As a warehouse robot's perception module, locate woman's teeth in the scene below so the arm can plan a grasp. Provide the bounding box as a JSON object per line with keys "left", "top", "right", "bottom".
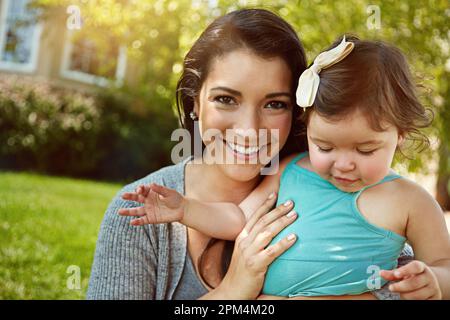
{"left": 226, "top": 141, "right": 260, "bottom": 155}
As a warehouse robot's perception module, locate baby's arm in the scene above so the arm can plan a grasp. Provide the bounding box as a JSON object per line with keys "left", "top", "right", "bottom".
{"left": 198, "top": 154, "right": 297, "bottom": 235}
{"left": 118, "top": 183, "right": 245, "bottom": 240}
{"left": 177, "top": 169, "right": 282, "bottom": 240}
{"left": 118, "top": 154, "right": 297, "bottom": 240}
{"left": 182, "top": 155, "right": 294, "bottom": 238}
{"left": 380, "top": 181, "right": 450, "bottom": 299}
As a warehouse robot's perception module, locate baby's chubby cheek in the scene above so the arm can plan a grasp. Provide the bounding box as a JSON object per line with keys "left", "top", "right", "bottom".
{"left": 309, "top": 150, "right": 333, "bottom": 176}
{"left": 359, "top": 160, "right": 391, "bottom": 185}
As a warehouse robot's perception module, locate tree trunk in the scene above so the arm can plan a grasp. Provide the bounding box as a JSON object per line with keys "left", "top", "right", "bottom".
{"left": 436, "top": 173, "right": 450, "bottom": 211}
{"left": 436, "top": 143, "right": 450, "bottom": 211}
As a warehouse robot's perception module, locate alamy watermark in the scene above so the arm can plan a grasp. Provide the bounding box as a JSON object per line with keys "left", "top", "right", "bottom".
{"left": 366, "top": 5, "right": 381, "bottom": 30}
{"left": 366, "top": 265, "right": 382, "bottom": 290}
{"left": 66, "top": 5, "right": 82, "bottom": 30}
{"left": 66, "top": 265, "right": 81, "bottom": 290}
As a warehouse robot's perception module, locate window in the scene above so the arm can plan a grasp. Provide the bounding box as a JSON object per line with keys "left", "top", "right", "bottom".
{"left": 0, "top": 0, "right": 42, "bottom": 73}
{"left": 60, "top": 31, "right": 127, "bottom": 86}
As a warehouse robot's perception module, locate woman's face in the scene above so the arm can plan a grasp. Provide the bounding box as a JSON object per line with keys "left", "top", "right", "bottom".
{"left": 194, "top": 49, "right": 294, "bottom": 182}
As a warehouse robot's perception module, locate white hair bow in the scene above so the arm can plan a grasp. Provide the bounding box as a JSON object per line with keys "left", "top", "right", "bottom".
{"left": 296, "top": 36, "right": 355, "bottom": 108}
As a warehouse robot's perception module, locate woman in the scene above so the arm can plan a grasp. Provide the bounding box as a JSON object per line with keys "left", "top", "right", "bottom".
{"left": 87, "top": 8, "right": 412, "bottom": 300}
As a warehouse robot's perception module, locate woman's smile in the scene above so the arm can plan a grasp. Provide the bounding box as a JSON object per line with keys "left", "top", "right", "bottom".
{"left": 222, "top": 138, "right": 270, "bottom": 162}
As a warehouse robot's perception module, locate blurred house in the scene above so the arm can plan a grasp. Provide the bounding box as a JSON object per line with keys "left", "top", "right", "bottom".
{"left": 0, "top": 0, "right": 128, "bottom": 92}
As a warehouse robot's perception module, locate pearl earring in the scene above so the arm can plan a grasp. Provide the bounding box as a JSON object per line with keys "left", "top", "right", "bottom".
{"left": 189, "top": 111, "right": 198, "bottom": 120}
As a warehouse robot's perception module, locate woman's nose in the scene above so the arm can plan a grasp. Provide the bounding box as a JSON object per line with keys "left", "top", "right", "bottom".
{"left": 233, "top": 107, "right": 262, "bottom": 143}
{"left": 237, "top": 106, "right": 261, "bottom": 130}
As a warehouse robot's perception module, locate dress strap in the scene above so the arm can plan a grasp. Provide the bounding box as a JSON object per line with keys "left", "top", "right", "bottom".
{"left": 355, "top": 171, "right": 402, "bottom": 196}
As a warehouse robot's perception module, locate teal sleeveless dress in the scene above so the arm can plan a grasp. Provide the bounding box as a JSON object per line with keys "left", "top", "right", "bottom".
{"left": 262, "top": 152, "right": 406, "bottom": 297}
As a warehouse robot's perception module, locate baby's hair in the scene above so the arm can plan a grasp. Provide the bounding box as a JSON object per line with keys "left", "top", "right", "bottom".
{"left": 300, "top": 35, "right": 433, "bottom": 154}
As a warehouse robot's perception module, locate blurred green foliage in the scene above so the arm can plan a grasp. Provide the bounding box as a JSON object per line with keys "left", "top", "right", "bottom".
{"left": 0, "top": 75, "right": 177, "bottom": 182}
{"left": 0, "top": 75, "right": 101, "bottom": 175}
{"left": 7, "top": 0, "right": 448, "bottom": 181}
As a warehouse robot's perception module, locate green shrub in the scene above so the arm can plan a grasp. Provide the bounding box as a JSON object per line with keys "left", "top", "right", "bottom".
{"left": 0, "top": 75, "right": 178, "bottom": 182}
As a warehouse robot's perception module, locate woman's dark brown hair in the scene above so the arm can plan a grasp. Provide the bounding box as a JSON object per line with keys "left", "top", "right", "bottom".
{"left": 301, "top": 35, "right": 432, "bottom": 152}
{"left": 175, "top": 9, "right": 308, "bottom": 288}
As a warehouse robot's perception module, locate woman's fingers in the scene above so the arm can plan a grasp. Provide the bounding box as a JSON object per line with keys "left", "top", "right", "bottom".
{"left": 243, "top": 200, "right": 294, "bottom": 247}
{"left": 243, "top": 192, "right": 278, "bottom": 233}
{"left": 251, "top": 209, "right": 297, "bottom": 252}
{"left": 255, "top": 233, "right": 297, "bottom": 268}
{"left": 118, "top": 207, "right": 146, "bottom": 217}
{"left": 237, "top": 199, "right": 297, "bottom": 272}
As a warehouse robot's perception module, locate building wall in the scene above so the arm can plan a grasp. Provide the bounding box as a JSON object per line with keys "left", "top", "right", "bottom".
{"left": 0, "top": 0, "right": 131, "bottom": 93}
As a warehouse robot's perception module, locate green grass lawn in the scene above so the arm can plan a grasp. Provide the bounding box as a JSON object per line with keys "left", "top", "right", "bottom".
{"left": 0, "top": 171, "right": 121, "bottom": 299}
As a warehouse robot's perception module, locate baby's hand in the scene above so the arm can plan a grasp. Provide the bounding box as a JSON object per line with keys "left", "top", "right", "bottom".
{"left": 380, "top": 260, "right": 442, "bottom": 300}
{"left": 118, "top": 183, "right": 185, "bottom": 226}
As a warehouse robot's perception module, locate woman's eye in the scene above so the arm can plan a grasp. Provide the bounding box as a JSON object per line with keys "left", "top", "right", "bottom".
{"left": 214, "top": 95, "right": 236, "bottom": 105}
{"left": 317, "top": 146, "right": 332, "bottom": 153}
{"left": 357, "top": 149, "right": 376, "bottom": 156}
{"left": 266, "top": 101, "right": 288, "bottom": 109}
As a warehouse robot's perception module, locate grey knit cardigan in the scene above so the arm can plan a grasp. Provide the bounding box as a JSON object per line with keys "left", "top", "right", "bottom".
{"left": 87, "top": 157, "right": 190, "bottom": 299}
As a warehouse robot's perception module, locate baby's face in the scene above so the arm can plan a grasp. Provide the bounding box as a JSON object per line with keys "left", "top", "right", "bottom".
{"left": 307, "top": 109, "right": 402, "bottom": 193}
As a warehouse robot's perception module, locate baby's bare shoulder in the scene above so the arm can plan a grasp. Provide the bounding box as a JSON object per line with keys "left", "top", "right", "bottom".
{"left": 361, "top": 176, "right": 437, "bottom": 219}
{"left": 357, "top": 177, "right": 424, "bottom": 237}
{"left": 379, "top": 176, "right": 433, "bottom": 206}
{"left": 362, "top": 176, "right": 421, "bottom": 206}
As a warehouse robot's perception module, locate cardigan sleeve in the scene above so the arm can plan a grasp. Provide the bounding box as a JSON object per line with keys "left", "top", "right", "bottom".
{"left": 86, "top": 178, "right": 160, "bottom": 300}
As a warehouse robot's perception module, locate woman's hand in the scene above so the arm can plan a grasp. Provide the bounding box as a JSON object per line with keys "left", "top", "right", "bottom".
{"left": 118, "top": 183, "right": 185, "bottom": 226}
{"left": 205, "top": 193, "right": 298, "bottom": 300}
